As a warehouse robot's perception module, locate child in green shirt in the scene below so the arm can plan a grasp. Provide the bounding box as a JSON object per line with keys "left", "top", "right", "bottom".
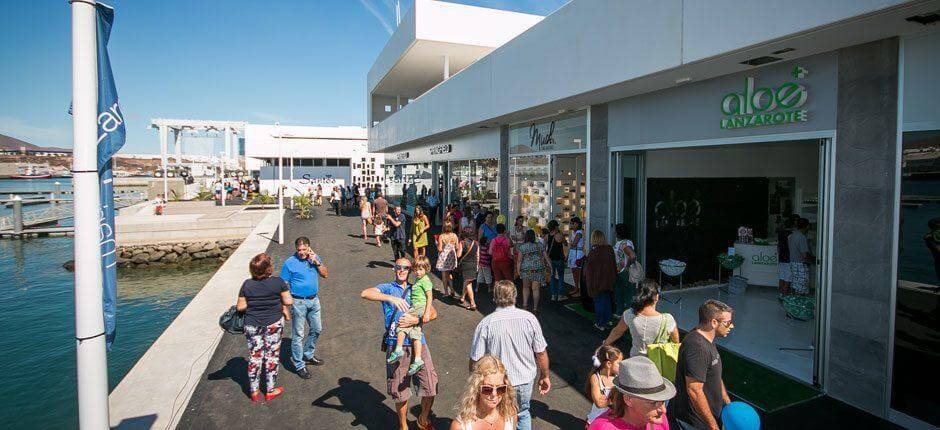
{"left": 387, "top": 256, "right": 434, "bottom": 375}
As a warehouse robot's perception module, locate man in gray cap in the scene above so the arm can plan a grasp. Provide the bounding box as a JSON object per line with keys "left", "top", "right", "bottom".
{"left": 588, "top": 356, "right": 675, "bottom": 429}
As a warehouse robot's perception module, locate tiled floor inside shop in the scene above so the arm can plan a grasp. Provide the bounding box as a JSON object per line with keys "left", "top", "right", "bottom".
{"left": 659, "top": 284, "right": 815, "bottom": 384}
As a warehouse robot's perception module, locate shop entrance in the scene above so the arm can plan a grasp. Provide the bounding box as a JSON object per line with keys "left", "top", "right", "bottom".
{"left": 615, "top": 139, "right": 831, "bottom": 386}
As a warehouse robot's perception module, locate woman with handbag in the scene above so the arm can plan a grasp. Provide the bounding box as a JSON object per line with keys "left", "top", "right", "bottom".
{"left": 601, "top": 279, "right": 680, "bottom": 358}
{"left": 456, "top": 229, "right": 479, "bottom": 310}
{"left": 567, "top": 217, "right": 585, "bottom": 298}
{"left": 545, "top": 220, "right": 567, "bottom": 302}
{"left": 585, "top": 230, "right": 617, "bottom": 331}
{"left": 236, "top": 253, "right": 293, "bottom": 402}
{"left": 612, "top": 223, "right": 638, "bottom": 319}
{"left": 436, "top": 221, "right": 460, "bottom": 298}
{"left": 515, "top": 229, "right": 552, "bottom": 315}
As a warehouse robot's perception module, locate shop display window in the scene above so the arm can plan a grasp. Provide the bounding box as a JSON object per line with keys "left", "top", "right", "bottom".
{"left": 384, "top": 163, "right": 432, "bottom": 197}
{"left": 449, "top": 159, "right": 499, "bottom": 208}
{"left": 509, "top": 155, "right": 551, "bottom": 226}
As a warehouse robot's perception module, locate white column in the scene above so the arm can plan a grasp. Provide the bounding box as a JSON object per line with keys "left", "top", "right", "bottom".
{"left": 396, "top": 95, "right": 401, "bottom": 112}
{"left": 224, "top": 127, "right": 233, "bottom": 162}
{"left": 443, "top": 55, "right": 450, "bottom": 80}
{"left": 71, "top": 1, "right": 110, "bottom": 428}
{"left": 159, "top": 125, "right": 169, "bottom": 200}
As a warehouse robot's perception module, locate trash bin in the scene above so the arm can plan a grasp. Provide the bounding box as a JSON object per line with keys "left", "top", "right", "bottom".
{"left": 729, "top": 275, "right": 748, "bottom": 295}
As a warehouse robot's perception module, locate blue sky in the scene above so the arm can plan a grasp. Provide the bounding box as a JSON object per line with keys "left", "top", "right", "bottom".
{"left": 0, "top": 0, "right": 567, "bottom": 154}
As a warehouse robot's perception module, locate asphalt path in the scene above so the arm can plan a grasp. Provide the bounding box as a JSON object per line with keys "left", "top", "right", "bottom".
{"left": 178, "top": 205, "right": 604, "bottom": 429}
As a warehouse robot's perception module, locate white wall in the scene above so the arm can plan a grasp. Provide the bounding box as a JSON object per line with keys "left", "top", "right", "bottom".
{"left": 369, "top": 0, "right": 917, "bottom": 153}
{"left": 645, "top": 141, "right": 820, "bottom": 196}
{"left": 259, "top": 166, "right": 349, "bottom": 196}
{"left": 245, "top": 124, "right": 369, "bottom": 158}
{"left": 384, "top": 128, "right": 499, "bottom": 165}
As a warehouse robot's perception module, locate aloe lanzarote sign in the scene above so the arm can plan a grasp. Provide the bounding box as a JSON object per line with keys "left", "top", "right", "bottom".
{"left": 720, "top": 67, "right": 809, "bottom": 130}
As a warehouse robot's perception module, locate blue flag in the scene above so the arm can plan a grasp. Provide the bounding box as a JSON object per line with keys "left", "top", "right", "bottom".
{"left": 95, "top": 2, "right": 125, "bottom": 348}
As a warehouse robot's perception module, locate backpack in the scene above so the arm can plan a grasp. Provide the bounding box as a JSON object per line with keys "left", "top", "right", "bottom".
{"left": 491, "top": 236, "right": 511, "bottom": 262}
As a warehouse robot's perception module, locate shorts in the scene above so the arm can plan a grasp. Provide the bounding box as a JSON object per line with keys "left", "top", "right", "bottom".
{"left": 386, "top": 343, "right": 438, "bottom": 403}
{"left": 477, "top": 266, "right": 493, "bottom": 284}
{"left": 567, "top": 249, "right": 584, "bottom": 269}
{"left": 397, "top": 304, "right": 425, "bottom": 340}
{"left": 374, "top": 222, "right": 386, "bottom": 235}
{"left": 778, "top": 263, "right": 791, "bottom": 282}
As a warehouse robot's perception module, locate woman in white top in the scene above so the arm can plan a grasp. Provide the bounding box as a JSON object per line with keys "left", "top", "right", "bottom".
{"left": 586, "top": 345, "right": 623, "bottom": 425}
{"left": 359, "top": 197, "right": 372, "bottom": 241}
{"left": 567, "top": 217, "right": 585, "bottom": 298}
{"left": 601, "top": 279, "right": 679, "bottom": 357}
{"left": 451, "top": 355, "right": 517, "bottom": 430}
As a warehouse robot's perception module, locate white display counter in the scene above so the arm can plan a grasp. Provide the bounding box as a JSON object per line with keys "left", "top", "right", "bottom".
{"left": 734, "top": 242, "right": 779, "bottom": 287}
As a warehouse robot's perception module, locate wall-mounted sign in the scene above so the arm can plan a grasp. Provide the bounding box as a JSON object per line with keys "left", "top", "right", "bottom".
{"left": 395, "top": 152, "right": 410, "bottom": 160}
{"left": 720, "top": 67, "right": 809, "bottom": 130}
{"left": 509, "top": 110, "right": 587, "bottom": 154}
{"left": 429, "top": 144, "right": 452, "bottom": 155}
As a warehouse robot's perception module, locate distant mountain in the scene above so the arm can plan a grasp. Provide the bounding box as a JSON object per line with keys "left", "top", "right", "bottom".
{"left": 0, "top": 134, "right": 71, "bottom": 153}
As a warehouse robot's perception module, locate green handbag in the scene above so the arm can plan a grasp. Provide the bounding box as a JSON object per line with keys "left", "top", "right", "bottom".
{"left": 646, "top": 315, "right": 680, "bottom": 381}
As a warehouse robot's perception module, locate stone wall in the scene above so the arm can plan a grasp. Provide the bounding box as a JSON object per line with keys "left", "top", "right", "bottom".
{"left": 116, "top": 239, "right": 243, "bottom": 269}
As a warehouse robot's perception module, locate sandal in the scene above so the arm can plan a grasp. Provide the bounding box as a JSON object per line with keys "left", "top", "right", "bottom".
{"left": 264, "top": 386, "right": 285, "bottom": 401}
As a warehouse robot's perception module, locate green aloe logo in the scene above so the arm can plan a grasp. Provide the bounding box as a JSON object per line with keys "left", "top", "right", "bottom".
{"left": 720, "top": 70, "right": 809, "bottom": 130}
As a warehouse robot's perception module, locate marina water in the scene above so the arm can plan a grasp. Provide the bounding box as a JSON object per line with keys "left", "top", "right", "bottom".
{"left": 0, "top": 178, "right": 221, "bottom": 428}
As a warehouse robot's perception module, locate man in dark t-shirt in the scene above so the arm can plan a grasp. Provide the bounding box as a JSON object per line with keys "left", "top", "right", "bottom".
{"left": 670, "top": 299, "right": 734, "bottom": 430}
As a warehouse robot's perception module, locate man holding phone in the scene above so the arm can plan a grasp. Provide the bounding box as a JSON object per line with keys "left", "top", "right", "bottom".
{"left": 280, "top": 236, "right": 329, "bottom": 380}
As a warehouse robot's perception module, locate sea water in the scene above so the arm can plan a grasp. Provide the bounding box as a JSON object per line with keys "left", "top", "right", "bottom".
{"left": 0, "top": 179, "right": 219, "bottom": 428}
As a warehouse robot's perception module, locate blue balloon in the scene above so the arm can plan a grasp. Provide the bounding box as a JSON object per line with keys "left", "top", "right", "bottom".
{"left": 722, "top": 401, "right": 760, "bottom": 430}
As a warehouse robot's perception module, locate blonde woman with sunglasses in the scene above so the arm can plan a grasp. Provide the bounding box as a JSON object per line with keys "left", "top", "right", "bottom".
{"left": 451, "top": 355, "right": 518, "bottom": 430}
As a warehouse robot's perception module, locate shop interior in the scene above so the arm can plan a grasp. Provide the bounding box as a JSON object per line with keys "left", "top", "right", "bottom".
{"left": 509, "top": 154, "right": 586, "bottom": 233}
{"left": 449, "top": 159, "right": 499, "bottom": 209}
{"left": 631, "top": 139, "right": 824, "bottom": 384}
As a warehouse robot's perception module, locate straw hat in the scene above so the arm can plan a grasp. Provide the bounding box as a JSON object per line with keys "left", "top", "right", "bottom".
{"left": 612, "top": 356, "right": 677, "bottom": 402}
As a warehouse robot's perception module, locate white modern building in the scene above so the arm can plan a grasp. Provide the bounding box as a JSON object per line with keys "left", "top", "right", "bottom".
{"left": 368, "top": 0, "right": 940, "bottom": 428}
{"left": 243, "top": 124, "right": 384, "bottom": 196}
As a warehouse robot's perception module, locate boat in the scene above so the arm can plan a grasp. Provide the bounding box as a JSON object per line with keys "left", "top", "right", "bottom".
{"left": 11, "top": 163, "right": 53, "bottom": 179}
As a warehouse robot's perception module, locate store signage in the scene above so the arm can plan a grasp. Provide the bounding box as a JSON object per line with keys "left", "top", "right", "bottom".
{"left": 298, "top": 174, "right": 337, "bottom": 184}
{"left": 429, "top": 144, "right": 452, "bottom": 155}
{"left": 720, "top": 68, "right": 809, "bottom": 130}
{"left": 751, "top": 251, "right": 778, "bottom": 266}
{"left": 529, "top": 121, "right": 556, "bottom": 151}
{"left": 395, "top": 152, "right": 410, "bottom": 160}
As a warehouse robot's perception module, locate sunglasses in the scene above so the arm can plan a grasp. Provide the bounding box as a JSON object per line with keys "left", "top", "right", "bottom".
{"left": 393, "top": 264, "right": 411, "bottom": 272}
{"left": 480, "top": 384, "right": 507, "bottom": 396}
{"left": 717, "top": 319, "right": 734, "bottom": 328}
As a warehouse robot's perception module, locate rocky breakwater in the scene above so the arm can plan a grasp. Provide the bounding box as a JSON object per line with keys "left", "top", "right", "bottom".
{"left": 117, "top": 239, "right": 243, "bottom": 269}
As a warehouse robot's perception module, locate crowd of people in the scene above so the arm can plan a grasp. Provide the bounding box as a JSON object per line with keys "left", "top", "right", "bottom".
{"left": 232, "top": 193, "right": 759, "bottom": 430}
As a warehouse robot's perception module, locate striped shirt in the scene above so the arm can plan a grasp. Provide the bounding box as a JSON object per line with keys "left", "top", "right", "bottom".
{"left": 470, "top": 306, "right": 548, "bottom": 386}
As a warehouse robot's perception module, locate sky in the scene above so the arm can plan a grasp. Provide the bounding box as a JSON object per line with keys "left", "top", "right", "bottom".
{"left": 0, "top": 0, "right": 567, "bottom": 154}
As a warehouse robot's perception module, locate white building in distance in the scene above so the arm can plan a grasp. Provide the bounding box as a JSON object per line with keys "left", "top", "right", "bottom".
{"left": 244, "top": 124, "right": 384, "bottom": 197}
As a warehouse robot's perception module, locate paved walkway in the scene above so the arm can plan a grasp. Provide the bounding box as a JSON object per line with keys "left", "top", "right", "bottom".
{"left": 178, "top": 205, "right": 602, "bottom": 429}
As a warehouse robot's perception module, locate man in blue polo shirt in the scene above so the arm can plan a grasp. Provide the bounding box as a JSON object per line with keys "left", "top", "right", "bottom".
{"left": 280, "top": 236, "right": 329, "bottom": 380}
{"left": 360, "top": 258, "right": 438, "bottom": 430}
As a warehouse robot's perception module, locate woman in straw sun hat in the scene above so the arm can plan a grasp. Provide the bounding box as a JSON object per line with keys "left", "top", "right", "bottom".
{"left": 587, "top": 356, "right": 676, "bottom": 430}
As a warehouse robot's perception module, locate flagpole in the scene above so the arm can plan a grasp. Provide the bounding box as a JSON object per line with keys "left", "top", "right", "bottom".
{"left": 71, "top": 1, "right": 110, "bottom": 428}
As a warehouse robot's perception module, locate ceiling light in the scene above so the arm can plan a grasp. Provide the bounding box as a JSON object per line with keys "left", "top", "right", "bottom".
{"left": 675, "top": 77, "right": 692, "bottom": 85}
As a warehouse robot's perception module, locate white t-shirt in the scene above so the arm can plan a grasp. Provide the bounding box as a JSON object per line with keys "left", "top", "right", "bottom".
{"left": 788, "top": 230, "right": 810, "bottom": 264}
{"left": 624, "top": 310, "right": 676, "bottom": 357}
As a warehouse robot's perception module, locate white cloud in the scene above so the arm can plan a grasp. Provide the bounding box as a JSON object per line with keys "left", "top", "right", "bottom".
{"left": 0, "top": 116, "right": 70, "bottom": 147}
{"left": 357, "top": 0, "right": 395, "bottom": 35}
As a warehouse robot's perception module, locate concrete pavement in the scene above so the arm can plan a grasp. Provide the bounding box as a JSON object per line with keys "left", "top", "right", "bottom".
{"left": 177, "top": 205, "right": 606, "bottom": 429}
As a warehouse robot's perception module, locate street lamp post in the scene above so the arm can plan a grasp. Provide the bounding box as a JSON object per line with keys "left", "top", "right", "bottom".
{"left": 220, "top": 152, "right": 226, "bottom": 207}
{"left": 275, "top": 122, "right": 284, "bottom": 245}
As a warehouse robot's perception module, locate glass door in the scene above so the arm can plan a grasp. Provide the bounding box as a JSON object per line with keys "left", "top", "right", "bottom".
{"left": 613, "top": 152, "right": 645, "bottom": 262}
{"left": 813, "top": 138, "right": 834, "bottom": 387}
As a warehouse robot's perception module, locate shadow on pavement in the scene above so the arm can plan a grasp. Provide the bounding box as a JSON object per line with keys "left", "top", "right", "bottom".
{"left": 311, "top": 377, "right": 398, "bottom": 429}
{"left": 206, "top": 356, "right": 250, "bottom": 397}
{"left": 531, "top": 399, "right": 585, "bottom": 429}
{"left": 367, "top": 260, "right": 394, "bottom": 269}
